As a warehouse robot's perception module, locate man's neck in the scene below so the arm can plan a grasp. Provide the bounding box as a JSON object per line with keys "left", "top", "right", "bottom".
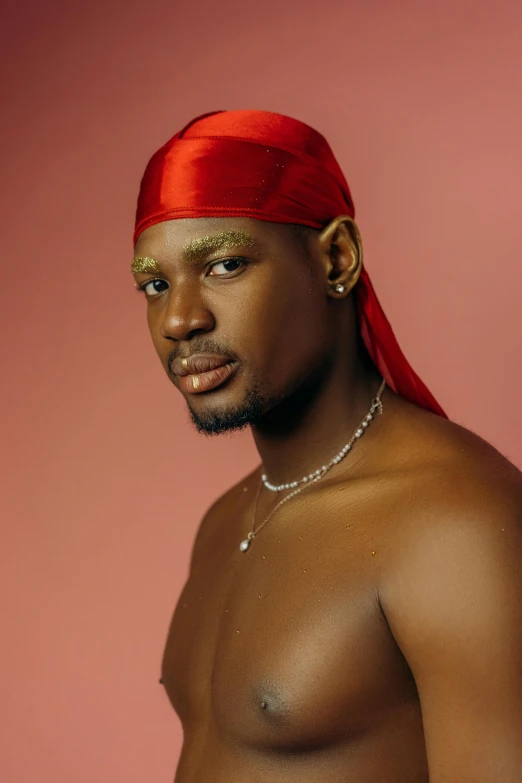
{"left": 251, "top": 358, "right": 384, "bottom": 488}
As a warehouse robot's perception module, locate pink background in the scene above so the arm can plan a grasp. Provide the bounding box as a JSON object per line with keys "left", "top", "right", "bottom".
{"left": 2, "top": 1, "right": 522, "bottom": 780}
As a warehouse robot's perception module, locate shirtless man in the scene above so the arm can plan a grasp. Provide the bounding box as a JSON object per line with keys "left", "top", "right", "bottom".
{"left": 131, "top": 110, "right": 522, "bottom": 782}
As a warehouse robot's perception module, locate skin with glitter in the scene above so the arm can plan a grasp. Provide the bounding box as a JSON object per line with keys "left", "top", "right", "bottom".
{"left": 131, "top": 256, "right": 160, "bottom": 274}
{"left": 132, "top": 215, "right": 522, "bottom": 782}
{"left": 182, "top": 230, "right": 256, "bottom": 261}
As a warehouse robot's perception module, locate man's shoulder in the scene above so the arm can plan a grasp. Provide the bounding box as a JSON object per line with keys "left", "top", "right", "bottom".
{"left": 207, "top": 467, "right": 261, "bottom": 517}
{"left": 383, "top": 396, "right": 522, "bottom": 514}
{"left": 189, "top": 466, "right": 260, "bottom": 560}
{"left": 377, "top": 401, "right": 522, "bottom": 584}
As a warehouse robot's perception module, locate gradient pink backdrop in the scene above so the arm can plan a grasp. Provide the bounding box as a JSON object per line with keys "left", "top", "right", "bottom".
{"left": 2, "top": 1, "right": 522, "bottom": 780}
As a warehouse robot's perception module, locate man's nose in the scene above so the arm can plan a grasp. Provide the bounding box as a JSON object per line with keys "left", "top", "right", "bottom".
{"left": 160, "top": 284, "right": 215, "bottom": 342}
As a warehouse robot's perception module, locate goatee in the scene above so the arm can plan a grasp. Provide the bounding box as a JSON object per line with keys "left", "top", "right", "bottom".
{"left": 187, "top": 388, "right": 269, "bottom": 435}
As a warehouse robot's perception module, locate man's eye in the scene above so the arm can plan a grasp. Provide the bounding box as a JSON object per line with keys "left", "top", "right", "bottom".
{"left": 141, "top": 279, "right": 168, "bottom": 296}
{"left": 208, "top": 258, "right": 245, "bottom": 276}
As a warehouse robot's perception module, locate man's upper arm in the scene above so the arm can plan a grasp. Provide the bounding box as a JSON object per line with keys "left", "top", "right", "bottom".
{"left": 380, "top": 484, "right": 522, "bottom": 782}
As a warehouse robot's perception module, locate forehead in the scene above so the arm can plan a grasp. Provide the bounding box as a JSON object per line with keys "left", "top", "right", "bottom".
{"left": 133, "top": 216, "right": 296, "bottom": 259}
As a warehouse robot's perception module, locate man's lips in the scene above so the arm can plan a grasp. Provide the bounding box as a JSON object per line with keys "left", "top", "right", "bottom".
{"left": 171, "top": 353, "right": 238, "bottom": 394}
{"left": 171, "top": 353, "right": 234, "bottom": 376}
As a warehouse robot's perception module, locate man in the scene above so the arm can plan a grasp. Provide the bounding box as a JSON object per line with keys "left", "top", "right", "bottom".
{"left": 131, "top": 110, "right": 522, "bottom": 782}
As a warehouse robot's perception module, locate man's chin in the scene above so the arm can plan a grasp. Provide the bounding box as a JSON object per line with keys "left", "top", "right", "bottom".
{"left": 186, "top": 389, "right": 268, "bottom": 436}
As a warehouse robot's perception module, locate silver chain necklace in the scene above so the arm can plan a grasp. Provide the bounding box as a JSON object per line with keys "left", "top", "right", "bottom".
{"left": 239, "top": 378, "right": 386, "bottom": 552}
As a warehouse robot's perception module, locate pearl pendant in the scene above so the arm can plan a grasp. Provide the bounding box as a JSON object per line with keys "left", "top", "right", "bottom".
{"left": 239, "top": 532, "right": 254, "bottom": 552}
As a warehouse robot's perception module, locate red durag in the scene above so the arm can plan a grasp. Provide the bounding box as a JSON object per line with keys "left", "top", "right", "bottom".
{"left": 134, "top": 110, "right": 447, "bottom": 418}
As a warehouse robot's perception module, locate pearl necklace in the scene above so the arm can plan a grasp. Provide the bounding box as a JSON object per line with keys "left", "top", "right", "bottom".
{"left": 261, "top": 377, "right": 386, "bottom": 492}
{"left": 239, "top": 378, "right": 385, "bottom": 552}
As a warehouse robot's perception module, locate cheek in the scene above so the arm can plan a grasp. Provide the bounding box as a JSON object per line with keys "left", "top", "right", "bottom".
{"left": 229, "top": 275, "right": 330, "bottom": 383}
{"left": 274, "top": 296, "right": 330, "bottom": 377}
{"left": 146, "top": 309, "right": 165, "bottom": 360}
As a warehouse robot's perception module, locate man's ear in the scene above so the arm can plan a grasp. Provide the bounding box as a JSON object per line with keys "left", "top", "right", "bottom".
{"left": 318, "top": 215, "right": 363, "bottom": 298}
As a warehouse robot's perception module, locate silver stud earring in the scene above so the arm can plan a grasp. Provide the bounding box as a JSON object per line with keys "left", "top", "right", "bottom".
{"left": 335, "top": 284, "right": 345, "bottom": 294}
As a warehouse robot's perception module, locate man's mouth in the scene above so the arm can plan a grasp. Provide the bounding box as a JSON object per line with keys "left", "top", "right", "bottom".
{"left": 171, "top": 353, "right": 238, "bottom": 394}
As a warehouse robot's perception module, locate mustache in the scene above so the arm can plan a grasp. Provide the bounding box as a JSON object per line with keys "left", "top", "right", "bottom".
{"left": 167, "top": 338, "right": 240, "bottom": 373}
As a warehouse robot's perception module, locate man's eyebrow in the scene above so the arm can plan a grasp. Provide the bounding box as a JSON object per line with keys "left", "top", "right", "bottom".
{"left": 183, "top": 230, "right": 257, "bottom": 262}
{"left": 131, "top": 256, "right": 161, "bottom": 274}
{"left": 131, "top": 231, "right": 258, "bottom": 273}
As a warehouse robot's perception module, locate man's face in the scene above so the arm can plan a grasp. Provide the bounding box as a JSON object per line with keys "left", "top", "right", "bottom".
{"left": 132, "top": 217, "right": 335, "bottom": 434}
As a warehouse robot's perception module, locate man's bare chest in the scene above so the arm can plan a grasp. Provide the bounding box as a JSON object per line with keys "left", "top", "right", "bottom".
{"left": 161, "top": 489, "right": 417, "bottom": 751}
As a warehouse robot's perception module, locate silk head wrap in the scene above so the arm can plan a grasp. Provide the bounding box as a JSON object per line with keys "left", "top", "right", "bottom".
{"left": 134, "top": 109, "right": 446, "bottom": 418}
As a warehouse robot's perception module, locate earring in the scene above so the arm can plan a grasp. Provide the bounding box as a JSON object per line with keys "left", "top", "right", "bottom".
{"left": 335, "top": 284, "right": 345, "bottom": 294}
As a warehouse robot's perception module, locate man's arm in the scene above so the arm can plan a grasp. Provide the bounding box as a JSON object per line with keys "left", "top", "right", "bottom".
{"left": 380, "top": 479, "right": 522, "bottom": 782}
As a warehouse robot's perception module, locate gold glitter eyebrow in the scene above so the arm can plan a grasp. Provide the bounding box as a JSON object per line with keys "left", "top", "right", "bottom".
{"left": 183, "top": 230, "right": 257, "bottom": 262}
{"left": 131, "top": 231, "right": 257, "bottom": 274}
{"left": 131, "top": 256, "right": 161, "bottom": 274}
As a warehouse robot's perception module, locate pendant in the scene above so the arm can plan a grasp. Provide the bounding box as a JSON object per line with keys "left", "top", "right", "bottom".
{"left": 239, "top": 532, "right": 255, "bottom": 552}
